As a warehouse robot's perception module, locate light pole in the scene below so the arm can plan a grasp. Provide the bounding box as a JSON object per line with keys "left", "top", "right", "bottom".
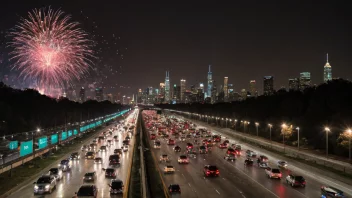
{"left": 226, "top": 118, "right": 228, "bottom": 128}
{"left": 234, "top": 119, "right": 237, "bottom": 131}
{"left": 255, "top": 122, "right": 259, "bottom": 136}
{"left": 247, "top": 122, "right": 250, "bottom": 133}
{"left": 323, "top": 127, "right": 330, "bottom": 159}
{"left": 348, "top": 129, "right": 352, "bottom": 162}
{"left": 268, "top": 124, "right": 272, "bottom": 148}
{"left": 281, "top": 124, "right": 287, "bottom": 153}
{"left": 296, "top": 127, "right": 300, "bottom": 150}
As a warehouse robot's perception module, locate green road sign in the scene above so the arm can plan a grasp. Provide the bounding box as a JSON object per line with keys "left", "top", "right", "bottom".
{"left": 61, "top": 132, "right": 67, "bottom": 140}
{"left": 20, "top": 140, "right": 33, "bottom": 157}
{"left": 9, "top": 141, "right": 18, "bottom": 150}
{"left": 68, "top": 130, "right": 72, "bottom": 137}
{"left": 38, "top": 136, "right": 48, "bottom": 149}
{"left": 51, "top": 134, "right": 58, "bottom": 144}
{"left": 74, "top": 129, "right": 78, "bottom": 135}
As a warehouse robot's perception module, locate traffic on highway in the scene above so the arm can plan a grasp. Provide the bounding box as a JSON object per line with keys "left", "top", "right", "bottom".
{"left": 7, "top": 109, "right": 138, "bottom": 198}
{"left": 142, "top": 110, "right": 349, "bottom": 198}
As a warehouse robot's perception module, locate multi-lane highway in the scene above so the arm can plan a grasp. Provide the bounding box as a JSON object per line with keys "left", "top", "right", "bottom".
{"left": 7, "top": 110, "right": 138, "bottom": 198}
{"left": 143, "top": 110, "right": 352, "bottom": 198}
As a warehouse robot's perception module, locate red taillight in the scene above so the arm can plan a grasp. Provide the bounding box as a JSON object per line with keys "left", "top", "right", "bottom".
{"left": 207, "top": 171, "right": 210, "bottom": 174}
{"left": 278, "top": 173, "right": 282, "bottom": 177}
{"left": 170, "top": 189, "right": 172, "bottom": 192}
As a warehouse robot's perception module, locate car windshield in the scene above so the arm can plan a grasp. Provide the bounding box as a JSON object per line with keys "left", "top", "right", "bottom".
{"left": 61, "top": 160, "right": 68, "bottom": 164}
{"left": 180, "top": 156, "right": 187, "bottom": 159}
{"left": 208, "top": 166, "right": 218, "bottom": 171}
{"left": 200, "top": 146, "right": 206, "bottom": 149}
{"left": 294, "top": 176, "right": 304, "bottom": 181}
{"left": 111, "top": 181, "right": 122, "bottom": 189}
{"left": 77, "top": 186, "right": 93, "bottom": 196}
{"left": 49, "top": 168, "right": 58, "bottom": 174}
{"left": 171, "top": 185, "right": 180, "bottom": 190}
{"left": 95, "top": 158, "right": 101, "bottom": 161}
{"left": 37, "top": 177, "right": 51, "bottom": 184}
{"left": 85, "top": 172, "right": 94, "bottom": 176}
{"left": 87, "top": 152, "right": 93, "bottom": 155}
{"left": 106, "top": 169, "right": 114, "bottom": 173}
{"left": 272, "top": 169, "right": 280, "bottom": 173}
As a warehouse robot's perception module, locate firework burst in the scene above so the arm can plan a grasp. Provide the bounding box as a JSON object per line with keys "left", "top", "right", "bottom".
{"left": 8, "top": 7, "right": 94, "bottom": 87}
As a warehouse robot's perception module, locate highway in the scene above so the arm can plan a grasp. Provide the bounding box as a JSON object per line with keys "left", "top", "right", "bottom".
{"left": 7, "top": 110, "right": 138, "bottom": 198}
{"left": 143, "top": 110, "right": 352, "bottom": 198}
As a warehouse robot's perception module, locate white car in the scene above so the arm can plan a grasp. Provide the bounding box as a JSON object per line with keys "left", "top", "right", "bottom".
{"left": 259, "top": 162, "right": 269, "bottom": 168}
{"left": 178, "top": 155, "right": 189, "bottom": 164}
{"left": 265, "top": 167, "right": 282, "bottom": 179}
{"left": 123, "top": 145, "right": 128, "bottom": 152}
{"left": 277, "top": 160, "right": 288, "bottom": 168}
{"left": 163, "top": 165, "right": 175, "bottom": 173}
{"left": 224, "top": 154, "right": 236, "bottom": 161}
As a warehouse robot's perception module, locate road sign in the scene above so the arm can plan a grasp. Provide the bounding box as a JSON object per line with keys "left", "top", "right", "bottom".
{"left": 61, "top": 132, "right": 67, "bottom": 140}
{"left": 51, "top": 134, "right": 58, "bottom": 144}
{"left": 68, "top": 130, "right": 72, "bottom": 137}
{"left": 20, "top": 140, "right": 33, "bottom": 157}
{"left": 74, "top": 129, "right": 78, "bottom": 135}
{"left": 9, "top": 141, "right": 18, "bottom": 150}
{"left": 38, "top": 136, "right": 48, "bottom": 149}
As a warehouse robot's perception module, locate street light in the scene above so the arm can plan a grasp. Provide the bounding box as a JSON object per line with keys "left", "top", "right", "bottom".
{"left": 324, "top": 127, "right": 330, "bottom": 159}
{"left": 348, "top": 128, "right": 352, "bottom": 162}
{"left": 281, "top": 123, "right": 287, "bottom": 153}
{"left": 247, "top": 122, "right": 250, "bottom": 133}
{"left": 225, "top": 118, "right": 228, "bottom": 128}
{"left": 37, "top": 128, "right": 41, "bottom": 133}
{"left": 296, "top": 127, "right": 300, "bottom": 150}
{"left": 268, "top": 124, "right": 273, "bottom": 148}
{"left": 234, "top": 119, "right": 238, "bottom": 131}
{"left": 255, "top": 122, "right": 259, "bottom": 136}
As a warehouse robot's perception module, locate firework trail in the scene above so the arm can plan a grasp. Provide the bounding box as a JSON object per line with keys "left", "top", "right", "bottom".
{"left": 8, "top": 7, "right": 94, "bottom": 87}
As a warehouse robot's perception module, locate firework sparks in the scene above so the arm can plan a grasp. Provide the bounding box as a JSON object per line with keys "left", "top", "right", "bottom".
{"left": 8, "top": 7, "right": 94, "bottom": 87}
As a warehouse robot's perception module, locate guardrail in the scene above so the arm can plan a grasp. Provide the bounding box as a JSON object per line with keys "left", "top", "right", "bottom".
{"left": 140, "top": 113, "right": 148, "bottom": 198}
{"left": 0, "top": 109, "right": 131, "bottom": 175}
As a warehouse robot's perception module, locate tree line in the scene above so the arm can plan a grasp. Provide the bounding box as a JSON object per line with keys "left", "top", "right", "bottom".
{"left": 156, "top": 79, "right": 352, "bottom": 157}
{"left": 0, "top": 82, "right": 128, "bottom": 136}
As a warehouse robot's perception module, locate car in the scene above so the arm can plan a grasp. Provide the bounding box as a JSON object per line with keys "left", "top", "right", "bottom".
{"left": 164, "top": 165, "right": 175, "bottom": 173}
{"left": 178, "top": 155, "right": 189, "bottom": 164}
{"left": 174, "top": 145, "right": 181, "bottom": 152}
{"left": 114, "top": 149, "right": 123, "bottom": 155}
{"left": 154, "top": 141, "right": 161, "bottom": 149}
{"left": 160, "top": 154, "right": 170, "bottom": 162}
{"left": 125, "top": 136, "right": 131, "bottom": 141}
{"left": 123, "top": 140, "right": 130, "bottom": 145}
{"left": 168, "top": 184, "right": 181, "bottom": 194}
{"left": 100, "top": 146, "right": 107, "bottom": 152}
{"left": 246, "top": 150, "right": 257, "bottom": 157}
{"left": 47, "top": 168, "right": 62, "bottom": 180}
{"left": 123, "top": 145, "right": 129, "bottom": 152}
{"left": 150, "top": 134, "right": 156, "bottom": 140}
{"left": 89, "top": 143, "right": 97, "bottom": 151}
{"left": 265, "top": 167, "right": 282, "bottom": 179}
{"left": 235, "top": 144, "right": 242, "bottom": 151}
{"left": 203, "top": 165, "right": 220, "bottom": 177}
{"left": 213, "top": 135, "right": 221, "bottom": 142}
{"left": 113, "top": 135, "right": 118, "bottom": 141}
{"left": 103, "top": 168, "right": 117, "bottom": 178}
{"left": 109, "top": 179, "right": 124, "bottom": 194}
{"left": 224, "top": 154, "right": 236, "bottom": 161}
{"left": 244, "top": 158, "right": 254, "bottom": 166}
{"left": 186, "top": 134, "right": 192, "bottom": 139}
{"left": 234, "top": 148, "right": 242, "bottom": 155}
{"left": 70, "top": 152, "right": 80, "bottom": 160}
{"left": 107, "top": 140, "right": 112, "bottom": 146}
{"left": 199, "top": 145, "right": 208, "bottom": 154}
{"left": 186, "top": 143, "right": 193, "bottom": 150}
{"left": 321, "top": 186, "right": 345, "bottom": 198}
{"left": 180, "top": 135, "right": 186, "bottom": 141}
{"left": 223, "top": 140, "right": 230, "bottom": 144}
{"left": 226, "top": 148, "right": 236, "bottom": 155}
{"left": 258, "top": 162, "right": 269, "bottom": 168}
{"left": 83, "top": 172, "right": 96, "bottom": 182}
{"left": 85, "top": 151, "right": 95, "bottom": 159}
{"left": 219, "top": 143, "right": 228, "bottom": 149}
{"left": 58, "top": 159, "right": 71, "bottom": 171}
{"left": 33, "top": 175, "right": 56, "bottom": 194}
{"left": 94, "top": 157, "right": 103, "bottom": 164}
{"left": 167, "top": 139, "right": 175, "bottom": 145}
{"left": 277, "top": 160, "right": 288, "bottom": 168}
{"left": 285, "top": 174, "right": 306, "bottom": 187}
{"left": 75, "top": 185, "right": 97, "bottom": 198}
{"left": 81, "top": 145, "right": 89, "bottom": 151}
{"left": 109, "top": 154, "right": 120, "bottom": 165}
{"left": 257, "top": 155, "right": 269, "bottom": 163}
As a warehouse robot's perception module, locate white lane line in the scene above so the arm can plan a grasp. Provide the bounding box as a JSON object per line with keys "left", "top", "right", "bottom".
{"left": 188, "top": 183, "right": 191, "bottom": 187}
{"left": 215, "top": 189, "right": 220, "bottom": 194}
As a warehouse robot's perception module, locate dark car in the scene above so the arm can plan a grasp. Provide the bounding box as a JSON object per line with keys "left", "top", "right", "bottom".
{"left": 244, "top": 158, "right": 254, "bottom": 166}
{"left": 94, "top": 157, "right": 103, "bottom": 164}
{"left": 258, "top": 155, "right": 269, "bottom": 163}
{"left": 174, "top": 145, "right": 181, "bottom": 152}
{"left": 85, "top": 151, "right": 95, "bottom": 159}
{"left": 104, "top": 168, "right": 117, "bottom": 178}
{"left": 109, "top": 179, "right": 124, "bottom": 194}
{"left": 186, "top": 143, "right": 193, "bottom": 150}
{"left": 70, "top": 152, "right": 80, "bottom": 160}
{"left": 113, "top": 135, "right": 118, "bottom": 141}
{"left": 109, "top": 154, "right": 120, "bottom": 165}
{"left": 99, "top": 146, "right": 107, "bottom": 152}
{"left": 83, "top": 172, "right": 96, "bottom": 182}
{"left": 48, "top": 168, "right": 62, "bottom": 180}
{"left": 168, "top": 184, "right": 181, "bottom": 194}
{"left": 76, "top": 185, "right": 97, "bottom": 198}
{"left": 199, "top": 145, "right": 208, "bottom": 154}
{"left": 203, "top": 165, "right": 219, "bottom": 177}
{"left": 286, "top": 175, "right": 306, "bottom": 187}
{"left": 321, "top": 186, "right": 345, "bottom": 198}
{"left": 227, "top": 148, "right": 236, "bottom": 155}
{"left": 123, "top": 140, "right": 130, "bottom": 145}
{"left": 114, "top": 149, "right": 123, "bottom": 155}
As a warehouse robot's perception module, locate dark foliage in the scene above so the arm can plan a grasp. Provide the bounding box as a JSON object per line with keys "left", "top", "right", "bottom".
{"left": 0, "top": 82, "right": 127, "bottom": 135}
{"left": 156, "top": 79, "right": 352, "bottom": 156}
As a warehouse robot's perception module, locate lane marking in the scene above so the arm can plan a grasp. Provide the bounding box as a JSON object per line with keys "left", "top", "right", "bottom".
{"left": 188, "top": 183, "right": 191, "bottom": 187}
{"left": 215, "top": 189, "right": 220, "bottom": 194}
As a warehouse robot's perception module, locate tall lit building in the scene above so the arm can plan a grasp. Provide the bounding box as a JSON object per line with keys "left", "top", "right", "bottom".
{"left": 324, "top": 53, "right": 332, "bottom": 83}
{"left": 79, "top": 87, "right": 85, "bottom": 102}
{"left": 207, "top": 65, "right": 213, "bottom": 100}
{"left": 199, "top": 83, "right": 204, "bottom": 95}
{"left": 172, "top": 84, "right": 180, "bottom": 102}
{"left": 159, "top": 83, "right": 165, "bottom": 96}
{"left": 263, "top": 76, "right": 274, "bottom": 96}
{"left": 288, "top": 78, "right": 299, "bottom": 91}
{"left": 299, "top": 72, "right": 311, "bottom": 91}
{"left": 180, "top": 79, "right": 186, "bottom": 102}
{"left": 249, "top": 80, "right": 258, "bottom": 97}
{"left": 148, "top": 86, "right": 153, "bottom": 95}
{"left": 95, "top": 87, "right": 103, "bottom": 101}
{"left": 228, "top": 84, "right": 234, "bottom": 101}
{"left": 223, "top": 77, "right": 228, "bottom": 101}
{"left": 211, "top": 80, "right": 217, "bottom": 103}
{"left": 164, "top": 71, "right": 170, "bottom": 102}
{"left": 241, "top": 89, "right": 247, "bottom": 100}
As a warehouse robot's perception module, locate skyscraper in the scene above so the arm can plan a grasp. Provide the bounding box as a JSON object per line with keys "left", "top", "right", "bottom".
{"left": 172, "top": 84, "right": 180, "bottom": 102}
{"left": 249, "top": 80, "right": 258, "bottom": 97}
{"left": 223, "top": 77, "right": 228, "bottom": 101}
{"left": 180, "top": 79, "right": 186, "bottom": 102}
{"left": 324, "top": 53, "right": 332, "bottom": 83}
{"left": 299, "top": 72, "right": 311, "bottom": 90}
{"left": 79, "top": 87, "right": 85, "bottom": 102}
{"left": 241, "top": 89, "right": 247, "bottom": 100}
{"left": 164, "top": 71, "right": 170, "bottom": 102}
{"left": 211, "top": 80, "right": 217, "bottom": 103}
{"left": 228, "top": 84, "right": 234, "bottom": 101}
{"left": 95, "top": 87, "right": 103, "bottom": 101}
{"left": 207, "top": 65, "right": 213, "bottom": 99}
{"left": 288, "top": 78, "right": 299, "bottom": 91}
{"left": 159, "top": 83, "right": 165, "bottom": 96}
{"left": 263, "top": 76, "right": 274, "bottom": 96}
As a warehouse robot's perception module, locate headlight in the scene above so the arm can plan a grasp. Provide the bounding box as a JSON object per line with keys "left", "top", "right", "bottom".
{"left": 63, "top": 165, "right": 66, "bottom": 168}
{"left": 45, "top": 184, "right": 50, "bottom": 189}
{"left": 34, "top": 185, "right": 38, "bottom": 190}
{"left": 58, "top": 163, "right": 61, "bottom": 166}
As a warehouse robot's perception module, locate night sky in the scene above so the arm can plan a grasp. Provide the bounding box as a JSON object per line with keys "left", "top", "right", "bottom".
{"left": 0, "top": 1, "right": 351, "bottom": 96}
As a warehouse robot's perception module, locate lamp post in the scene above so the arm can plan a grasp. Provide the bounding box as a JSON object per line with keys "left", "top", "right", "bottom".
{"left": 268, "top": 124, "right": 272, "bottom": 148}
{"left": 324, "top": 127, "right": 330, "bottom": 159}
{"left": 226, "top": 118, "right": 228, "bottom": 128}
{"left": 281, "top": 123, "right": 287, "bottom": 153}
{"left": 234, "top": 119, "right": 237, "bottom": 132}
{"left": 255, "top": 122, "right": 259, "bottom": 136}
{"left": 296, "top": 127, "right": 300, "bottom": 150}
{"left": 348, "top": 129, "right": 352, "bottom": 162}
{"left": 247, "top": 122, "right": 250, "bottom": 133}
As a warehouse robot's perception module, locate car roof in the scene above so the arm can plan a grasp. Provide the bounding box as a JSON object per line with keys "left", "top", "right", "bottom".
{"left": 111, "top": 179, "right": 123, "bottom": 183}
{"left": 323, "top": 186, "right": 343, "bottom": 193}
{"left": 80, "top": 184, "right": 96, "bottom": 189}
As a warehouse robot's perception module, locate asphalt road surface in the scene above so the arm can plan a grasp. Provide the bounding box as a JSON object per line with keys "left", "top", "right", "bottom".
{"left": 7, "top": 111, "right": 138, "bottom": 198}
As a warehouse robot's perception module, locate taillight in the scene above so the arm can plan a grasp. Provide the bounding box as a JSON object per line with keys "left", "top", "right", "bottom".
{"left": 207, "top": 171, "right": 210, "bottom": 174}
{"left": 278, "top": 173, "right": 282, "bottom": 177}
